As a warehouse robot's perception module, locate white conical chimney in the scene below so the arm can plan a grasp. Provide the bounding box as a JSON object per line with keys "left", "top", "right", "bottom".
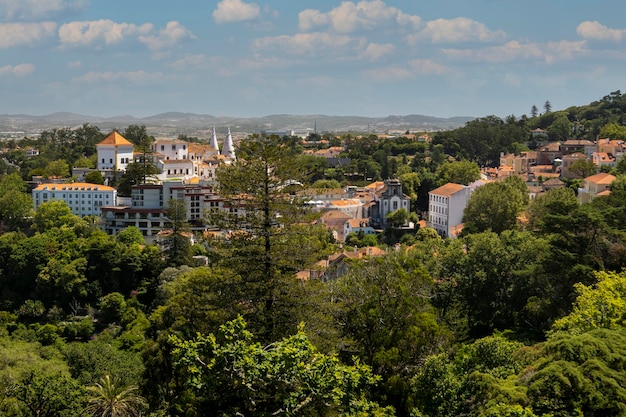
{"left": 223, "top": 127, "right": 236, "bottom": 160}
{"left": 210, "top": 127, "right": 220, "bottom": 154}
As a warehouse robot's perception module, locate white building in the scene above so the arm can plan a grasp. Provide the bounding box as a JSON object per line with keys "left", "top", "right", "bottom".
{"left": 96, "top": 132, "right": 134, "bottom": 172}
{"left": 33, "top": 182, "right": 117, "bottom": 217}
{"left": 428, "top": 182, "right": 471, "bottom": 238}
{"left": 371, "top": 179, "right": 411, "bottom": 227}
{"left": 151, "top": 139, "right": 189, "bottom": 160}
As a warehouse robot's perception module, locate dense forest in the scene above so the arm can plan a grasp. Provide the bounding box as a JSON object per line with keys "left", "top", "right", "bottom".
{"left": 1, "top": 93, "right": 626, "bottom": 416}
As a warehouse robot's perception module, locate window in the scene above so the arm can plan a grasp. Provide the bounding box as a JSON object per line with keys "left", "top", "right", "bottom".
{"left": 161, "top": 145, "right": 165, "bottom": 151}
{"left": 110, "top": 158, "right": 113, "bottom": 163}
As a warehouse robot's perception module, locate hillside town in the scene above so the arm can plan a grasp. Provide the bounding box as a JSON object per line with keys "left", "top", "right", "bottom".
{"left": 3, "top": 96, "right": 626, "bottom": 416}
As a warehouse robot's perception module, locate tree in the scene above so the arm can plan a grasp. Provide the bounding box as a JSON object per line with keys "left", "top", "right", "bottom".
{"left": 170, "top": 317, "right": 393, "bottom": 416}
{"left": 599, "top": 122, "right": 626, "bottom": 140}
{"left": 163, "top": 198, "right": 192, "bottom": 266}
{"left": 332, "top": 254, "right": 449, "bottom": 414}
{"left": 531, "top": 105, "right": 538, "bottom": 118}
{"left": 386, "top": 208, "right": 409, "bottom": 228}
{"left": 85, "top": 170, "right": 104, "bottom": 185}
{"left": 435, "top": 160, "right": 481, "bottom": 185}
{"left": 568, "top": 158, "right": 597, "bottom": 178}
{"left": 83, "top": 374, "right": 146, "bottom": 417}
{"left": 116, "top": 162, "right": 159, "bottom": 196}
{"left": 547, "top": 114, "right": 572, "bottom": 141}
{"left": 526, "top": 187, "right": 578, "bottom": 232}
{"left": 209, "top": 136, "right": 326, "bottom": 341}
{"left": 0, "top": 189, "right": 32, "bottom": 230}
{"left": 116, "top": 226, "right": 145, "bottom": 246}
{"left": 551, "top": 270, "right": 626, "bottom": 335}
{"left": 544, "top": 100, "right": 552, "bottom": 113}
{"left": 463, "top": 176, "right": 527, "bottom": 234}
{"left": 32, "top": 200, "right": 79, "bottom": 232}
{"left": 43, "top": 159, "right": 70, "bottom": 178}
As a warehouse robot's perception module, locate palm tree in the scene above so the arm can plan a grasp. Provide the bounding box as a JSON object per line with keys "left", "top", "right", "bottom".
{"left": 83, "top": 374, "right": 147, "bottom": 417}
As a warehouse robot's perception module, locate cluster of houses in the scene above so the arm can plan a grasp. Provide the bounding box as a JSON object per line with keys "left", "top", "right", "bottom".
{"left": 30, "top": 131, "right": 412, "bottom": 248}
{"left": 427, "top": 137, "right": 623, "bottom": 238}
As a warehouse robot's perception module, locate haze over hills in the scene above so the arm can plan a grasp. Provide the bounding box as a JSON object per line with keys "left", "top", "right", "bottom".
{"left": 0, "top": 112, "right": 474, "bottom": 138}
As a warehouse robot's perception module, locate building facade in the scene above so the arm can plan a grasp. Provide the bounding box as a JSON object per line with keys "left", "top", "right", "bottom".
{"left": 33, "top": 182, "right": 117, "bottom": 217}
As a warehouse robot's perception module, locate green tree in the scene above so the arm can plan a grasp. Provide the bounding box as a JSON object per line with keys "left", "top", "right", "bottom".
{"left": 170, "top": 317, "right": 394, "bottom": 417}
{"left": 85, "top": 170, "right": 104, "bottom": 185}
{"left": 44, "top": 159, "right": 70, "bottom": 178}
{"left": 435, "top": 160, "right": 481, "bottom": 186}
{"left": 386, "top": 208, "right": 409, "bottom": 228}
{"left": 32, "top": 200, "right": 78, "bottom": 232}
{"left": 547, "top": 114, "right": 572, "bottom": 141}
{"left": 115, "top": 226, "right": 145, "bottom": 246}
{"left": 463, "top": 176, "right": 527, "bottom": 234}
{"left": 83, "top": 374, "right": 147, "bottom": 417}
{"left": 551, "top": 270, "right": 626, "bottom": 335}
{"left": 599, "top": 122, "right": 626, "bottom": 140}
{"left": 332, "top": 254, "right": 449, "bottom": 414}
{"left": 0, "top": 189, "right": 32, "bottom": 230}
{"left": 568, "top": 158, "right": 597, "bottom": 178}
{"left": 209, "top": 136, "right": 325, "bottom": 341}
{"left": 164, "top": 198, "right": 192, "bottom": 266}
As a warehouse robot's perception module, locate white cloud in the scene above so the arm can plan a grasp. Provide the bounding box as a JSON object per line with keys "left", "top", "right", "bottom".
{"left": 442, "top": 40, "right": 587, "bottom": 64}
{"left": 0, "top": 63, "right": 35, "bottom": 76}
{"left": 213, "top": 0, "right": 260, "bottom": 24}
{"left": 299, "top": 0, "right": 421, "bottom": 33}
{"left": 577, "top": 21, "right": 626, "bottom": 42}
{"left": 253, "top": 32, "right": 365, "bottom": 56}
{"left": 0, "top": 22, "right": 56, "bottom": 48}
{"left": 67, "top": 60, "right": 81, "bottom": 69}
{"left": 58, "top": 19, "right": 152, "bottom": 46}
{"left": 74, "top": 70, "right": 163, "bottom": 83}
{"left": 0, "top": 0, "right": 88, "bottom": 21}
{"left": 139, "top": 21, "right": 195, "bottom": 51}
{"left": 360, "top": 43, "right": 395, "bottom": 61}
{"left": 408, "top": 17, "right": 505, "bottom": 44}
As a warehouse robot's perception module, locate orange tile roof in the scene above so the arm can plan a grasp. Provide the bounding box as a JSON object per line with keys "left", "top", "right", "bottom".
{"left": 34, "top": 182, "right": 115, "bottom": 191}
{"left": 430, "top": 182, "right": 466, "bottom": 197}
{"left": 585, "top": 172, "right": 616, "bottom": 185}
{"left": 98, "top": 132, "right": 133, "bottom": 146}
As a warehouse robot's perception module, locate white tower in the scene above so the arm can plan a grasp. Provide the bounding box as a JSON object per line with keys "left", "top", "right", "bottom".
{"left": 209, "top": 127, "right": 220, "bottom": 154}
{"left": 222, "top": 127, "right": 236, "bottom": 160}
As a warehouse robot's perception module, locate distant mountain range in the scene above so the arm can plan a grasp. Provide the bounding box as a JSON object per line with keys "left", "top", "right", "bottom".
{"left": 0, "top": 112, "right": 474, "bottom": 137}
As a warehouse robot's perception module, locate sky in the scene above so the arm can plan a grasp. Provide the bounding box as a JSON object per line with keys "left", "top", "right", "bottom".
{"left": 1, "top": 0, "right": 626, "bottom": 119}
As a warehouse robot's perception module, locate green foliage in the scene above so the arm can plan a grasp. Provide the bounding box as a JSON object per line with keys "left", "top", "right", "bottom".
{"left": 386, "top": 208, "right": 409, "bottom": 228}
{"left": 332, "top": 254, "right": 449, "bottom": 414}
{"left": 568, "top": 158, "right": 597, "bottom": 178}
{"left": 116, "top": 226, "right": 145, "bottom": 246}
{"left": 435, "top": 160, "right": 481, "bottom": 186}
{"left": 85, "top": 170, "right": 104, "bottom": 184}
{"left": 547, "top": 113, "right": 572, "bottom": 141}
{"left": 599, "top": 122, "right": 626, "bottom": 140}
{"left": 312, "top": 179, "right": 341, "bottom": 189}
{"left": 528, "top": 329, "right": 626, "bottom": 416}
{"left": 171, "top": 316, "right": 394, "bottom": 416}
{"left": 463, "top": 176, "right": 527, "bottom": 234}
{"left": 44, "top": 159, "right": 70, "bottom": 178}
{"left": 32, "top": 200, "right": 78, "bottom": 232}
{"left": 551, "top": 270, "right": 626, "bottom": 334}
{"left": 84, "top": 374, "right": 147, "bottom": 417}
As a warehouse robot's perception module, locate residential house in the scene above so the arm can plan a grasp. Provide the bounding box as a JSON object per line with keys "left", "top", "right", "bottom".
{"left": 344, "top": 219, "right": 376, "bottom": 240}
{"left": 317, "top": 210, "right": 351, "bottom": 241}
{"left": 428, "top": 182, "right": 471, "bottom": 238}
{"left": 560, "top": 139, "right": 596, "bottom": 156}
{"left": 592, "top": 152, "right": 617, "bottom": 170}
{"left": 578, "top": 172, "right": 615, "bottom": 204}
{"left": 560, "top": 152, "right": 589, "bottom": 179}
{"left": 96, "top": 132, "right": 134, "bottom": 172}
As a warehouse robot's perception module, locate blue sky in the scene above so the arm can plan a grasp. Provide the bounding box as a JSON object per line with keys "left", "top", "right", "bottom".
{"left": 1, "top": 0, "right": 625, "bottom": 118}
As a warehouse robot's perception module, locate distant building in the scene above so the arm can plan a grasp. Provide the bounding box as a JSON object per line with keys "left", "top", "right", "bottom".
{"left": 428, "top": 182, "right": 471, "bottom": 238}
{"left": 96, "top": 132, "right": 134, "bottom": 172}
{"left": 370, "top": 179, "right": 411, "bottom": 227}
{"left": 578, "top": 172, "right": 615, "bottom": 204}
{"left": 33, "top": 182, "right": 116, "bottom": 217}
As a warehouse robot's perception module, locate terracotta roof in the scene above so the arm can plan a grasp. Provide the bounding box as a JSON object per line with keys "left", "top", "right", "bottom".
{"left": 585, "top": 172, "right": 616, "bottom": 185}
{"left": 346, "top": 218, "right": 368, "bottom": 228}
{"left": 328, "top": 199, "right": 361, "bottom": 207}
{"left": 98, "top": 132, "right": 133, "bottom": 146}
{"left": 430, "top": 182, "right": 466, "bottom": 197}
{"left": 34, "top": 182, "right": 115, "bottom": 191}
